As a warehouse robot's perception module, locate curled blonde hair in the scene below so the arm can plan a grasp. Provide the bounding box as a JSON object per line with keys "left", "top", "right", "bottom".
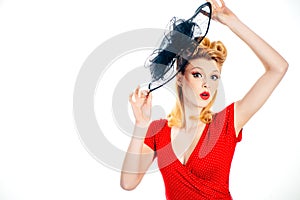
{"left": 167, "top": 37, "right": 227, "bottom": 128}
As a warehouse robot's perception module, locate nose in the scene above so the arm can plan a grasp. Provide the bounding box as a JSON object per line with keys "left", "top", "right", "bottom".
{"left": 202, "top": 78, "right": 208, "bottom": 88}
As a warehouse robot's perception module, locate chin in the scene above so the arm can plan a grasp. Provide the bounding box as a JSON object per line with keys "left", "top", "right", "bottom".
{"left": 197, "top": 98, "right": 211, "bottom": 108}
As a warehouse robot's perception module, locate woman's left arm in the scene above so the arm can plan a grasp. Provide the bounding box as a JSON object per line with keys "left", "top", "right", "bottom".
{"left": 207, "top": 0, "right": 289, "bottom": 134}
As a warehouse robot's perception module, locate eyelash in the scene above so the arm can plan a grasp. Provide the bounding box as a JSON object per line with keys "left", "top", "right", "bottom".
{"left": 192, "top": 72, "right": 202, "bottom": 78}
{"left": 192, "top": 72, "right": 220, "bottom": 81}
{"left": 211, "top": 75, "right": 219, "bottom": 81}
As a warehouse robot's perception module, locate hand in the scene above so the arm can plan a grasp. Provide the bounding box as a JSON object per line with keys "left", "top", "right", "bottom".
{"left": 129, "top": 86, "right": 152, "bottom": 127}
{"left": 206, "top": 0, "right": 238, "bottom": 26}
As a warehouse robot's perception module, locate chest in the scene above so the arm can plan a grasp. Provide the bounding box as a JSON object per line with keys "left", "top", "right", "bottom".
{"left": 170, "top": 124, "right": 207, "bottom": 166}
{"left": 155, "top": 125, "right": 238, "bottom": 179}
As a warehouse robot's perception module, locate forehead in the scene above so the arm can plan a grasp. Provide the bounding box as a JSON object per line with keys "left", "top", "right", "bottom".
{"left": 186, "top": 58, "right": 220, "bottom": 73}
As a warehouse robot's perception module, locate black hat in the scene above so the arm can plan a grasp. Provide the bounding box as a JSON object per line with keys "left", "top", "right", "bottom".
{"left": 145, "top": 2, "right": 212, "bottom": 93}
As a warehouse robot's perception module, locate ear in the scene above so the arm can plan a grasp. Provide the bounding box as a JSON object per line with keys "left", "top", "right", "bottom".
{"left": 176, "top": 73, "right": 183, "bottom": 87}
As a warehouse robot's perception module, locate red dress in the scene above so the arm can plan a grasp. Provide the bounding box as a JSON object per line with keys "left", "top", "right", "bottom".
{"left": 144, "top": 103, "right": 242, "bottom": 200}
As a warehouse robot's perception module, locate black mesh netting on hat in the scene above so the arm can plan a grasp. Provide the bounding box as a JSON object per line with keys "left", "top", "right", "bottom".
{"left": 145, "top": 2, "right": 212, "bottom": 93}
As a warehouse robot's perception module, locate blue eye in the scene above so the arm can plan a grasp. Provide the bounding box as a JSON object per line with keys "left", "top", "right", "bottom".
{"left": 192, "top": 72, "right": 202, "bottom": 78}
{"left": 211, "top": 75, "right": 219, "bottom": 81}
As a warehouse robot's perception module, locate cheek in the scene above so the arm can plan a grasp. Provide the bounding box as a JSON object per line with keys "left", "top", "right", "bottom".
{"left": 184, "top": 78, "right": 202, "bottom": 92}
{"left": 208, "top": 80, "right": 219, "bottom": 93}
{"left": 181, "top": 81, "right": 199, "bottom": 99}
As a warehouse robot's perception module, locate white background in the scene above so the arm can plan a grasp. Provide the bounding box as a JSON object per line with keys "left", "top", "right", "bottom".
{"left": 1, "top": 0, "right": 300, "bottom": 199}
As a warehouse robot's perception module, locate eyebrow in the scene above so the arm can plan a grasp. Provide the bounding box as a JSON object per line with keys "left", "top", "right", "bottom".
{"left": 191, "top": 66, "right": 220, "bottom": 73}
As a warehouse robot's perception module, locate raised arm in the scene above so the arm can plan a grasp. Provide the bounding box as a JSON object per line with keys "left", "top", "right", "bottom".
{"left": 120, "top": 87, "right": 156, "bottom": 190}
{"left": 208, "top": 0, "right": 288, "bottom": 134}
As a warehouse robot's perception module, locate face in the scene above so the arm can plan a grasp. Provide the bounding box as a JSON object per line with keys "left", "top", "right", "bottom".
{"left": 178, "top": 58, "right": 220, "bottom": 108}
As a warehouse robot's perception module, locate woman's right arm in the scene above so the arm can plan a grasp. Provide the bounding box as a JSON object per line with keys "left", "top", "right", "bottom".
{"left": 120, "top": 86, "right": 156, "bottom": 191}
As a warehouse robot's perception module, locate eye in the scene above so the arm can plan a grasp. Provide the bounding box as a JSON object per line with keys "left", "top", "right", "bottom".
{"left": 211, "top": 74, "right": 219, "bottom": 81}
{"left": 192, "top": 72, "right": 203, "bottom": 78}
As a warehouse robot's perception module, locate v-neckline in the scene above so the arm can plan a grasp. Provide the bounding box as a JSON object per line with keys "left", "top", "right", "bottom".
{"left": 168, "top": 123, "right": 209, "bottom": 166}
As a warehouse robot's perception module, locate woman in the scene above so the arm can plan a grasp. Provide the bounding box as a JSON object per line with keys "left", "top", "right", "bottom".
{"left": 120, "top": 0, "right": 288, "bottom": 199}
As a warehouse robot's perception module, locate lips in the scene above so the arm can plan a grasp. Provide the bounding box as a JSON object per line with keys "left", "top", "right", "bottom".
{"left": 200, "top": 91, "right": 210, "bottom": 100}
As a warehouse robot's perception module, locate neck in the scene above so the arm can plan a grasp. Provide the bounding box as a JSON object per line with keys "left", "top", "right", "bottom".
{"left": 182, "top": 100, "right": 205, "bottom": 132}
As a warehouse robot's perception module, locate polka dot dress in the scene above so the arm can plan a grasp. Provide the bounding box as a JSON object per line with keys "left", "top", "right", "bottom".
{"left": 144, "top": 103, "right": 242, "bottom": 200}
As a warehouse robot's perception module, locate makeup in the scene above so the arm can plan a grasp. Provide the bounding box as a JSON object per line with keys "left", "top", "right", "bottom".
{"left": 200, "top": 91, "right": 210, "bottom": 100}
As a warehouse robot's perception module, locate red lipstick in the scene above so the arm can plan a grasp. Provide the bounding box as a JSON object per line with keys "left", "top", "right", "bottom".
{"left": 200, "top": 91, "right": 210, "bottom": 100}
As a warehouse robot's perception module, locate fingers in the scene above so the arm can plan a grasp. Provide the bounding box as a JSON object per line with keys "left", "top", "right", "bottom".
{"left": 134, "top": 85, "right": 140, "bottom": 99}
{"left": 206, "top": 0, "right": 217, "bottom": 19}
{"left": 206, "top": 0, "right": 227, "bottom": 21}
{"left": 129, "top": 85, "right": 150, "bottom": 103}
{"left": 206, "top": 0, "right": 214, "bottom": 8}
{"left": 219, "top": 0, "right": 225, "bottom": 6}
{"left": 145, "top": 92, "right": 152, "bottom": 107}
{"left": 129, "top": 92, "right": 134, "bottom": 104}
{"left": 209, "top": 0, "right": 221, "bottom": 8}
{"left": 135, "top": 85, "right": 149, "bottom": 99}
{"left": 140, "top": 90, "right": 149, "bottom": 99}
{"left": 207, "top": 0, "right": 224, "bottom": 10}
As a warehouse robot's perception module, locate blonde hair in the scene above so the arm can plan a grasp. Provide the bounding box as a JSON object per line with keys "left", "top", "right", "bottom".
{"left": 167, "top": 37, "right": 227, "bottom": 128}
